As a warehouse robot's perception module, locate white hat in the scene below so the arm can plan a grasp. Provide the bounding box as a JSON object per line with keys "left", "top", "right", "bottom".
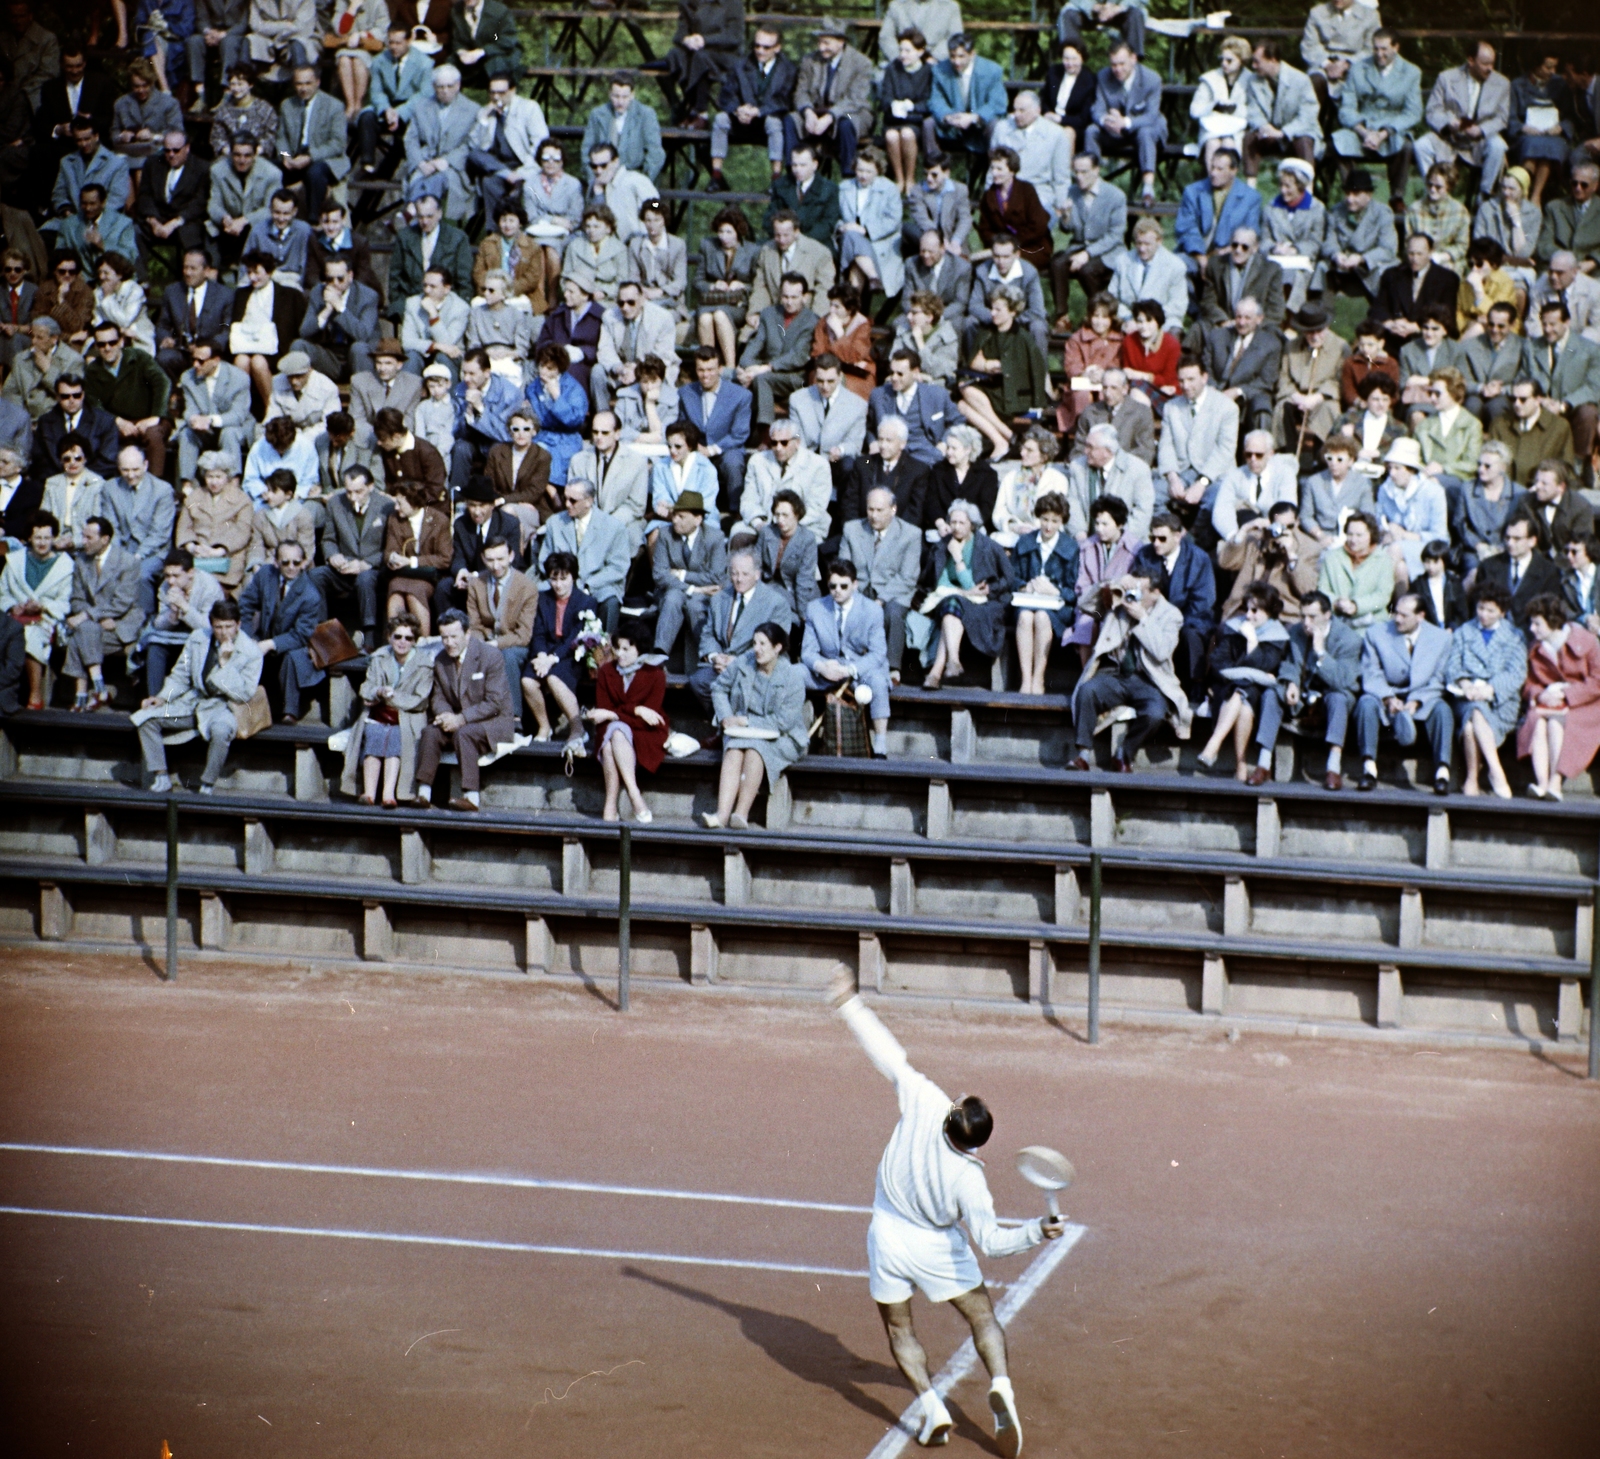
{"left": 1383, "top": 438, "right": 1423, "bottom": 470}
{"left": 1281, "top": 158, "right": 1314, "bottom": 186}
{"left": 421, "top": 362, "right": 453, "bottom": 381}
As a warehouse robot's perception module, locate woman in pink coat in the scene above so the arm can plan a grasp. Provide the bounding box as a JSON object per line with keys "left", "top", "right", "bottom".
{"left": 1067, "top": 493, "right": 1141, "bottom": 664}
{"left": 1516, "top": 595, "right": 1600, "bottom": 800}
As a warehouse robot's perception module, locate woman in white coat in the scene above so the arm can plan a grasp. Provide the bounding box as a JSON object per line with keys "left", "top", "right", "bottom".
{"left": 340, "top": 614, "right": 440, "bottom": 806}
{"left": 837, "top": 146, "right": 905, "bottom": 301}
{"left": 0, "top": 513, "right": 74, "bottom": 708}
{"left": 1190, "top": 36, "right": 1253, "bottom": 167}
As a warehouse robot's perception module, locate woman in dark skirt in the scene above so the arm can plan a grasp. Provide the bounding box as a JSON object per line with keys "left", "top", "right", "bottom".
{"left": 1197, "top": 581, "right": 1292, "bottom": 780}
{"left": 880, "top": 27, "right": 936, "bottom": 193}
{"left": 591, "top": 627, "right": 669, "bottom": 823}
{"left": 958, "top": 284, "right": 1053, "bottom": 461}
{"left": 382, "top": 480, "right": 451, "bottom": 634}
{"left": 524, "top": 550, "right": 600, "bottom": 753}
{"left": 695, "top": 205, "right": 762, "bottom": 369}
{"left": 923, "top": 500, "right": 1014, "bottom": 688}
{"left": 1042, "top": 39, "right": 1096, "bottom": 153}
{"left": 1011, "top": 490, "right": 1079, "bottom": 694}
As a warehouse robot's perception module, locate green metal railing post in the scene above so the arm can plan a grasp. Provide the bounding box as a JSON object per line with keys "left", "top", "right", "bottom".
{"left": 165, "top": 795, "right": 178, "bottom": 982}
{"left": 618, "top": 821, "right": 632, "bottom": 1012}
{"left": 1087, "top": 851, "right": 1102, "bottom": 1044}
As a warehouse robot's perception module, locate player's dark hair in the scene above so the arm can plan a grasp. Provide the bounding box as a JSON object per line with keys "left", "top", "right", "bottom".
{"left": 945, "top": 1095, "right": 993, "bottom": 1150}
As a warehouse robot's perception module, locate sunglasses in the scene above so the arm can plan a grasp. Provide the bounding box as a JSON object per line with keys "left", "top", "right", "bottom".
{"left": 1228, "top": 242, "right": 1253, "bottom": 251}
{"left": 58, "top": 389, "right": 83, "bottom": 398}
{"left": 2, "top": 264, "right": 23, "bottom": 273}
{"left": 1243, "top": 450, "right": 1269, "bottom": 459}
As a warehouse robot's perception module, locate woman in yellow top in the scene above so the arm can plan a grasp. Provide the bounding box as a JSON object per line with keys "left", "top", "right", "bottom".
{"left": 1457, "top": 237, "right": 1521, "bottom": 339}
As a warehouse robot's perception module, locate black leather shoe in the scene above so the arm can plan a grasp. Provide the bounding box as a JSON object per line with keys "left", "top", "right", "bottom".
{"left": 1357, "top": 771, "right": 1377, "bottom": 792}
{"left": 1434, "top": 774, "right": 1451, "bottom": 796}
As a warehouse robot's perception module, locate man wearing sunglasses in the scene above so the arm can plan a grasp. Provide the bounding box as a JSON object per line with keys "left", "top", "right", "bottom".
{"left": 134, "top": 130, "right": 208, "bottom": 262}
{"left": 1197, "top": 225, "right": 1285, "bottom": 331}
{"left": 31, "top": 374, "right": 119, "bottom": 481}
{"left": 0, "top": 250, "right": 35, "bottom": 371}
{"left": 40, "top": 256, "right": 94, "bottom": 346}
{"left": 708, "top": 27, "right": 796, "bottom": 191}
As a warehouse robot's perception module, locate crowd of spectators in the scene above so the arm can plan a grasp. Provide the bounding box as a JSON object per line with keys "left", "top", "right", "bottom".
{"left": 1, "top": 2, "right": 1599, "bottom": 810}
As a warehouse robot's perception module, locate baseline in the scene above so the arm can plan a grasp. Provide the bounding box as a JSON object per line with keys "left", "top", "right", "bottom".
{"left": 864, "top": 1226, "right": 1087, "bottom": 1459}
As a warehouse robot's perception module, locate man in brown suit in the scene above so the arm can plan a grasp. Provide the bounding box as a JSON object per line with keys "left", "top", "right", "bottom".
{"left": 485, "top": 409, "right": 555, "bottom": 514}
{"left": 413, "top": 609, "right": 516, "bottom": 811}
{"left": 466, "top": 537, "right": 538, "bottom": 702}
{"left": 1488, "top": 379, "right": 1577, "bottom": 486}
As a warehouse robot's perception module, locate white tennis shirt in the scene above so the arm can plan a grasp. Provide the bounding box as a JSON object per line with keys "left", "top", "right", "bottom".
{"left": 840, "top": 996, "right": 1043, "bottom": 1257}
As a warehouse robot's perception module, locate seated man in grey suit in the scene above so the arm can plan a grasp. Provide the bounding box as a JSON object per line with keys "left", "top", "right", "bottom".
{"left": 734, "top": 272, "right": 819, "bottom": 429}
{"left": 291, "top": 256, "right": 382, "bottom": 384}
{"left": 788, "top": 353, "right": 869, "bottom": 501}
{"left": 1354, "top": 591, "right": 1453, "bottom": 794}
{"left": 63, "top": 515, "right": 145, "bottom": 709}
{"left": 900, "top": 230, "right": 972, "bottom": 332}
{"left": 652, "top": 489, "right": 727, "bottom": 660}
{"left": 176, "top": 338, "right": 254, "bottom": 490}
{"left": 689, "top": 546, "right": 791, "bottom": 712}
{"left": 841, "top": 486, "right": 922, "bottom": 683}
{"left": 539, "top": 477, "right": 632, "bottom": 637}
{"left": 802, "top": 558, "right": 891, "bottom": 756}
{"left": 311, "top": 464, "right": 394, "bottom": 648}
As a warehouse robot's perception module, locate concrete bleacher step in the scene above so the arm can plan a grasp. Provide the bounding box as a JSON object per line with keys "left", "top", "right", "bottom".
{"left": 2, "top": 710, "right": 1593, "bottom": 1048}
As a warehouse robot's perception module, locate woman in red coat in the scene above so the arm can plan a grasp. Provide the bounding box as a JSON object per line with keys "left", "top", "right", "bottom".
{"left": 811, "top": 283, "right": 878, "bottom": 400}
{"left": 592, "top": 629, "right": 670, "bottom": 822}
{"left": 976, "top": 147, "right": 1054, "bottom": 274}
{"left": 1516, "top": 595, "right": 1600, "bottom": 800}
{"left": 1056, "top": 292, "right": 1123, "bottom": 434}
{"left": 1119, "top": 298, "right": 1182, "bottom": 415}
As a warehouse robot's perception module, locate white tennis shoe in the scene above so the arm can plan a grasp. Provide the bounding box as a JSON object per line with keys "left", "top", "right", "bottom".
{"left": 989, "top": 1378, "right": 1023, "bottom": 1458}
{"left": 915, "top": 1391, "right": 952, "bottom": 1447}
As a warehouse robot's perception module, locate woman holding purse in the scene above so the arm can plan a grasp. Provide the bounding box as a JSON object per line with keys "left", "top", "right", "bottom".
{"left": 328, "top": 0, "right": 391, "bottom": 119}
{"left": 382, "top": 480, "right": 451, "bottom": 634}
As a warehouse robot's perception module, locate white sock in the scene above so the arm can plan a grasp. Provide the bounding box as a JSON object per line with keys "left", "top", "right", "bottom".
{"left": 1257, "top": 747, "right": 1273, "bottom": 769}
{"left": 465, "top": 789, "right": 480, "bottom": 806}
{"left": 1327, "top": 746, "right": 1342, "bottom": 772}
{"left": 1363, "top": 758, "right": 1377, "bottom": 777}
{"left": 989, "top": 1375, "right": 1014, "bottom": 1400}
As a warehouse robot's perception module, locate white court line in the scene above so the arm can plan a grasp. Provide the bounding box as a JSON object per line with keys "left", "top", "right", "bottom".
{"left": 0, "top": 1142, "right": 874, "bottom": 1215}
{"left": 863, "top": 1225, "right": 1087, "bottom": 1459}
{"left": 0, "top": 1205, "right": 873, "bottom": 1280}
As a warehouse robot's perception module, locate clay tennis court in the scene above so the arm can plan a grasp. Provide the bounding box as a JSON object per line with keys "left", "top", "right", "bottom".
{"left": 1, "top": 947, "right": 1597, "bottom": 1457}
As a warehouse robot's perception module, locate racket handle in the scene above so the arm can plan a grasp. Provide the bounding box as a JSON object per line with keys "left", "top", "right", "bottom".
{"left": 1047, "top": 1194, "right": 1060, "bottom": 1219}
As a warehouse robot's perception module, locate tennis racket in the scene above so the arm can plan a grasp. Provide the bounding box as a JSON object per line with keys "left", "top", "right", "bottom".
{"left": 1015, "top": 1145, "right": 1075, "bottom": 1218}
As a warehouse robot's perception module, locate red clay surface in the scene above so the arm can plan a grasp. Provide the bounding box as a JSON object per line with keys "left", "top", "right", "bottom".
{"left": 1, "top": 949, "right": 1597, "bottom": 1458}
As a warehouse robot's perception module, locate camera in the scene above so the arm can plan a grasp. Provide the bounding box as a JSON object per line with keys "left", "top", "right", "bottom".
{"left": 1270, "top": 520, "right": 1286, "bottom": 538}
{"left": 1122, "top": 588, "right": 1141, "bottom": 604}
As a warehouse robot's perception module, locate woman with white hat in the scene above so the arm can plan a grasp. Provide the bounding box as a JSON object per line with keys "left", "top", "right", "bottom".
{"left": 1260, "top": 158, "right": 1326, "bottom": 312}
{"left": 1375, "top": 436, "right": 1448, "bottom": 590}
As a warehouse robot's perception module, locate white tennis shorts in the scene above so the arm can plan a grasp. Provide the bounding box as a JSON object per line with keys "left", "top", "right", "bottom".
{"left": 867, "top": 1208, "right": 983, "bottom": 1305}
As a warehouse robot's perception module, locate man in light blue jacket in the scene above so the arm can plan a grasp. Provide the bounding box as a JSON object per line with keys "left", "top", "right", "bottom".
{"left": 1332, "top": 30, "right": 1422, "bottom": 206}
{"left": 539, "top": 478, "right": 632, "bottom": 636}
{"left": 931, "top": 34, "right": 1007, "bottom": 171}
{"left": 802, "top": 559, "right": 892, "bottom": 755}
{"left": 1354, "top": 591, "right": 1452, "bottom": 793}
{"left": 356, "top": 25, "right": 434, "bottom": 175}
{"left": 1174, "top": 148, "right": 1262, "bottom": 280}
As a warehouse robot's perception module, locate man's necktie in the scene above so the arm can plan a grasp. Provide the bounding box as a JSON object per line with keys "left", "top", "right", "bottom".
{"left": 187, "top": 288, "right": 199, "bottom": 332}
{"left": 300, "top": 98, "right": 313, "bottom": 151}
{"left": 727, "top": 592, "right": 743, "bottom": 644}
{"left": 166, "top": 167, "right": 177, "bottom": 203}
{"left": 491, "top": 579, "right": 500, "bottom": 617}
{"left": 835, "top": 602, "right": 845, "bottom": 645}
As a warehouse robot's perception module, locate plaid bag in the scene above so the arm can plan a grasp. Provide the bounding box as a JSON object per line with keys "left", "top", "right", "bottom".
{"left": 815, "top": 683, "right": 872, "bottom": 758}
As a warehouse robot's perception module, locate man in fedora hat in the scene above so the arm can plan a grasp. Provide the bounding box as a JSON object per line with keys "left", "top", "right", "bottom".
{"left": 787, "top": 18, "right": 875, "bottom": 176}
{"left": 651, "top": 488, "right": 728, "bottom": 658}
{"left": 1321, "top": 169, "right": 1398, "bottom": 302}
{"left": 350, "top": 337, "right": 423, "bottom": 437}
{"left": 1273, "top": 304, "right": 1348, "bottom": 456}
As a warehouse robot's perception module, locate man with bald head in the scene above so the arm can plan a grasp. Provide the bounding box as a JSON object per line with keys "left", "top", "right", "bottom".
{"left": 135, "top": 130, "right": 209, "bottom": 260}
{"left": 841, "top": 485, "right": 921, "bottom": 684}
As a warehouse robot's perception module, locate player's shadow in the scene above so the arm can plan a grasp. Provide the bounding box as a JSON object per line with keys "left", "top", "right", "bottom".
{"left": 621, "top": 1266, "right": 907, "bottom": 1426}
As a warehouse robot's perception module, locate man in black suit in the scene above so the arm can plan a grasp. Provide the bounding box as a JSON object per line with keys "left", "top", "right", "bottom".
{"left": 31, "top": 47, "right": 115, "bottom": 178}
{"left": 1200, "top": 295, "right": 1283, "bottom": 436}
{"left": 306, "top": 200, "right": 382, "bottom": 297}
{"left": 1373, "top": 231, "right": 1460, "bottom": 360}
{"left": 707, "top": 26, "right": 798, "bottom": 191}
{"left": 434, "top": 474, "right": 529, "bottom": 619}
{"left": 153, "top": 247, "right": 234, "bottom": 380}
{"left": 0, "top": 443, "right": 42, "bottom": 547}
{"left": 134, "top": 129, "right": 209, "bottom": 261}
{"left": 1477, "top": 515, "right": 1560, "bottom": 627}
{"left": 32, "top": 374, "right": 120, "bottom": 479}
{"left": 842, "top": 415, "right": 929, "bottom": 526}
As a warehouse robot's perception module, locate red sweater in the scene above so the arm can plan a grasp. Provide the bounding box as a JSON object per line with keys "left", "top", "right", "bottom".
{"left": 1120, "top": 331, "right": 1181, "bottom": 395}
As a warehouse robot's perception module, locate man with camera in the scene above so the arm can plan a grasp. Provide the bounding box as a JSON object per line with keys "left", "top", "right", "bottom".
{"left": 1216, "top": 499, "right": 1324, "bottom": 623}
{"left": 1066, "top": 566, "right": 1191, "bottom": 772}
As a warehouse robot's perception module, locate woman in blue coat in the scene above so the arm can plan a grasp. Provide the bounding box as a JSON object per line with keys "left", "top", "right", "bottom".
{"left": 1011, "top": 489, "right": 1078, "bottom": 695}
{"left": 524, "top": 549, "right": 600, "bottom": 751}
{"left": 527, "top": 342, "right": 589, "bottom": 488}
{"left": 1445, "top": 584, "right": 1528, "bottom": 799}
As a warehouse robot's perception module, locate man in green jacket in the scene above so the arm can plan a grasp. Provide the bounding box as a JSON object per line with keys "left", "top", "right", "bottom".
{"left": 84, "top": 321, "right": 173, "bottom": 483}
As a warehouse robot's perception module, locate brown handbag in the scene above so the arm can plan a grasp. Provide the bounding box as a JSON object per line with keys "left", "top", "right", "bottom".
{"left": 307, "top": 619, "right": 362, "bottom": 671}
{"left": 232, "top": 687, "right": 272, "bottom": 740}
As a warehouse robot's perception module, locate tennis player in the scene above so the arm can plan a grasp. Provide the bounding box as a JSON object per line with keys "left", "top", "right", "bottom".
{"left": 829, "top": 974, "right": 1063, "bottom": 1455}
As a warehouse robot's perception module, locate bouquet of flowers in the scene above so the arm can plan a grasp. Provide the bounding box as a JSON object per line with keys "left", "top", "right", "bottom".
{"left": 574, "top": 610, "right": 611, "bottom": 672}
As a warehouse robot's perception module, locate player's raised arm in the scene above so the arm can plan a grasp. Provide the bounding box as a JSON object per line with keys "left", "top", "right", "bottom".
{"left": 828, "top": 970, "right": 913, "bottom": 1087}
